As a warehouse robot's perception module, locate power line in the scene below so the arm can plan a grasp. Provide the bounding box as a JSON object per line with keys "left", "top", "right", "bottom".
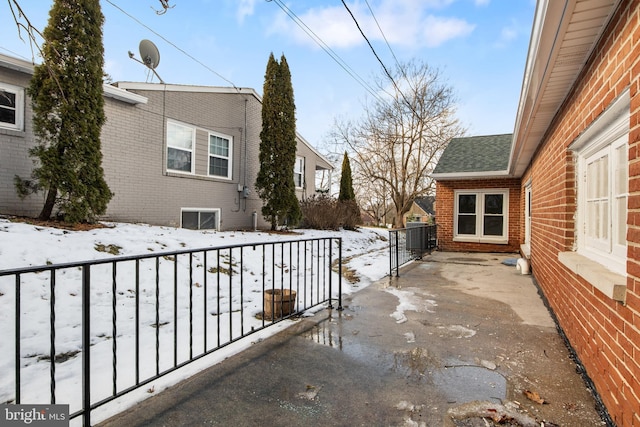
{"left": 104, "top": 0, "right": 238, "bottom": 89}
{"left": 267, "top": 0, "right": 386, "bottom": 104}
{"left": 340, "top": 0, "right": 418, "bottom": 116}
{"left": 364, "top": 0, "right": 401, "bottom": 71}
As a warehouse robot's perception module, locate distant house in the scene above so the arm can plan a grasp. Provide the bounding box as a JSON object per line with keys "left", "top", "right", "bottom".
{"left": 0, "top": 53, "right": 333, "bottom": 230}
{"left": 404, "top": 196, "right": 435, "bottom": 224}
{"left": 433, "top": 1, "right": 639, "bottom": 425}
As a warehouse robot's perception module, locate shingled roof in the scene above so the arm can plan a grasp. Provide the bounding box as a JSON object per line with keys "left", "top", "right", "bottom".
{"left": 432, "top": 134, "right": 513, "bottom": 179}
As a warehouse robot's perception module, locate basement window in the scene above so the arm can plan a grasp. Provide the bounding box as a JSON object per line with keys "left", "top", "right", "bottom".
{"left": 181, "top": 209, "right": 220, "bottom": 230}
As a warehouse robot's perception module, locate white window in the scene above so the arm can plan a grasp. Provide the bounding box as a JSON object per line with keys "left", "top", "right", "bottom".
{"left": 167, "top": 121, "right": 194, "bottom": 173}
{"left": 208, "top": 132, "right": 232, "bottom": 179}
{"left": 0, "top": 82, "right": 24, "bottom": 131}
{"left": 294, "top": 156, "right": 304, "bottom": 188}
{"left": 181, "top": 208, "right": 220, "bottom": 230}
{"left": 571, "top": 90, "right": 629, "bottom": 276}
{"left": 454, "top": 189, "right": 509, "bottom": 244}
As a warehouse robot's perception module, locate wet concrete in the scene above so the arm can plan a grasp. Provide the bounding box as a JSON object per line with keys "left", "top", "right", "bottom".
{"left": 98, "top": 252, "right": 606, "bottom": 427}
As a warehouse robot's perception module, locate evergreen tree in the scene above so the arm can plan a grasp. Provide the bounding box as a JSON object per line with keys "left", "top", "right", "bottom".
{"left": 337, "top": 151, "right": 360, "bottom": 229}
{"left": 338, "top": 151, "right": 355, "bottom": 201}
{"left": 255, "top": 53, "right": 301, "bottom": 230}
{"left": 17, "top": 0, "right": 112, "bottom": 222}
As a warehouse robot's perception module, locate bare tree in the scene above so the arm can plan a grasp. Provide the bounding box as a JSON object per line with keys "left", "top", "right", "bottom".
{"left": 332, "top": 60, "right": 465, "bottom": 228}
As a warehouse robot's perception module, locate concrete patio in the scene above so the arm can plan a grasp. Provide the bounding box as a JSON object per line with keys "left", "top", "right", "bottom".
{"left": 98, "top": 251, "right": 607, "bottom": 427}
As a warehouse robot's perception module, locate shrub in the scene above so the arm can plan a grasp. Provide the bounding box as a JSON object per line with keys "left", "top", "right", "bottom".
{"left": 300, "top": 195, "right": 362, "bottom": 230}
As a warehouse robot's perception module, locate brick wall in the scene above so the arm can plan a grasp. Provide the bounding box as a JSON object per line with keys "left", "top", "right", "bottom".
{"left": 526, "top": 2, "right": 640, "bottom": 425}
{"left": 435, "top": 178, "right": 521, "bottom": 253}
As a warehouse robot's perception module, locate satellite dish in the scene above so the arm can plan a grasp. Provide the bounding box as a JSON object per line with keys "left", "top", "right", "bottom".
{"left": 139, "top": 39, "right": 160, "bottom": 70}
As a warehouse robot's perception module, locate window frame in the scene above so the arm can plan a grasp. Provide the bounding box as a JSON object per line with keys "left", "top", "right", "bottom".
{"left": 0, "top": 82, "right": 25, "bottom": 131}
{"left": 208, "top": 131, "right": 233, "bottom": 180}
{"left": 180, "top": 208, "right": 220, "bottom": 230}
{"left": 453, "top": 189, "right": 509, "bottom": 244}
{"left": 166, "top": 120, "right": 195, "bottom": 174}
{"left": 294, "top": 156, "right": 305, "bottom": 189}
{"left": 572, "top": 92, "right": 629, "bottom": 276}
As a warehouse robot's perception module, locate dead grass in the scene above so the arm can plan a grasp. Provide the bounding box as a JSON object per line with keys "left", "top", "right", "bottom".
{"left": 6, "top": 215, "right": 110, "bottom": 231}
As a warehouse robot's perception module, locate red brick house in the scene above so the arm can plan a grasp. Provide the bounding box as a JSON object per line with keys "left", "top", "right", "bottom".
{"left": 433, "top": 1, "right": 639, "bottom": 425}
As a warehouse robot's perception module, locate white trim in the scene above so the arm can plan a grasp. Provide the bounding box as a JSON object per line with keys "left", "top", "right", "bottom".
{"left": 558, "top": 251, "right": 626, "bottom": 302}
{"left": 294, "top": 156, "right": 305, "bottom": 189}
{"left": 0, "top": 82, "right": 24, "bottom": 131}
{"left": 207, "top": 131, "right": 233, "bottom": 180}
{"left": 180, "top": 208, "right": 221, "bottom": 230}
{"left": 453, "top": 189, "right": 510, "bottom": 244}
{"left": 166, "top": 120, "right": 195, "bottom": 175}
{"left": 432, "top": 170, "right": 510, "bottom": 180}
{"left": 571, "top": 89, "right": 629, "bottom": 277}
{"left": 103, "top": 84, "right": 147, "bottom": 104}
{"left": 524, "top": 183, "right": 532, "bottom": 252}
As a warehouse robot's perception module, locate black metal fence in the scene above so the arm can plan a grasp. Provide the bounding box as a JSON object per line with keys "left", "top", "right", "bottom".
{"left": 0, "top": 237, "right": 342, "bottom": 426}
{"left": 389, "top": 224, "right": 437, "bottom": 276}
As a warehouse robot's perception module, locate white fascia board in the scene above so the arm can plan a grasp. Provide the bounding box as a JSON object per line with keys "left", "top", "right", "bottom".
{"left": 0, "top": 54, "right": 34, "bottom": 75}
{"left": 432, "top": 170, "right": 511, "bottom": 181}
{"left": 103, "top": 84, "right": 148, "bottom": 104}
{"left": 115, "top": 82, "right": 259, "bottom": 98}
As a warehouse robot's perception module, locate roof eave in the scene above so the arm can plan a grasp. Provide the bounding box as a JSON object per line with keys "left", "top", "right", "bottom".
{"left": 433, "top": 170, "right": 511, "bottom": 181}
{"left": 509, "top": 0, "right": 622, "bottom": 178}
{"left": 103, "top": 84, "right": 148, "bottom": 105}
{"left": 0, "top": 54, "right": 34, "bottom": 75}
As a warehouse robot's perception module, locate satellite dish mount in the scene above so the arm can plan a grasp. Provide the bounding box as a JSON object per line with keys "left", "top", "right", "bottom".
{"left": 129, "top": 39, "right": 165, "bottom": 83}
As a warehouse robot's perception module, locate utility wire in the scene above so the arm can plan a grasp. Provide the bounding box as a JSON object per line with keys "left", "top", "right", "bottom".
{"left": 104, "top": 0, "right": 239, "bottom": 89}
{"left": 340, "top": 0, "right": 419, "bottom": 116}
{"left": 268, "top": 0, "right": 386, "bottom": 104}
{"left": 364, "top": 0, "right": 402, "bottom": 72}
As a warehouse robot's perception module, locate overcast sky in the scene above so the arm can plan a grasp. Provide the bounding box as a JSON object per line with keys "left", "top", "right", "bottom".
{"left": 0, "top": 0, "right": 536, "bottom": 152}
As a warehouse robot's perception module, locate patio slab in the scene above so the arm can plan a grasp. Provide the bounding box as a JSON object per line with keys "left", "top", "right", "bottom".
{"left": 98, "top": 252, "right": 606, "bottom": 427}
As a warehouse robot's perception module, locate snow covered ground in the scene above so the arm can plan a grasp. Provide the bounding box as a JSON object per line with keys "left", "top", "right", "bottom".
{"left": 0, "top": 219, "right": 392, "bottom": 424}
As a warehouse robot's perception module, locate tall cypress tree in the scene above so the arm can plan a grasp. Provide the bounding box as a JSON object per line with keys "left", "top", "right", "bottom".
{"left": 20, "top": 0, "right": 112, "bottom": 223}
{"left": 256, "top": 53, "right": 301, "bottom": 230}
{"left": 338, "top": 151, "right": 355, "bottom": 201}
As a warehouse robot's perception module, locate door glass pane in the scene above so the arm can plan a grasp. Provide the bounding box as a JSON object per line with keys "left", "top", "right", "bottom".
{"left": 458, "top": 215, "right": 476, "bottom": 235}
{"left": 458, "top": 195, "right": 476, "bottom": 214}
{"left": 484, "top": 194, "right": 503, "bottom": 214}
{"left": 483, "top": 216, "right": 503, "bottom": 236}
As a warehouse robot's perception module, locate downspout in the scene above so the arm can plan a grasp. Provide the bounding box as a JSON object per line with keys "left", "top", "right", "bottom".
{"left": 243, "top": 97, "right": 248, "bottom": 211}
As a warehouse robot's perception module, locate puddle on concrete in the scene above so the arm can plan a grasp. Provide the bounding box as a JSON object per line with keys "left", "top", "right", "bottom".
{"left": 433, "top": 363, "right": 506, "bottom": 404}
{"left": 392, "top": 347, "right": 440, "bottom": 380}
{"left": 303, "top": 319, "right": 343, "bottom": 350}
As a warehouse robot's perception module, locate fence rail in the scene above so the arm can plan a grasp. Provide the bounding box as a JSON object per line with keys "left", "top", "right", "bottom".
{"left": 0, "top": 237, "right": 342, "bottom": 426}
{"left": 389, "top": 224, "right": 437, "bottom": 276}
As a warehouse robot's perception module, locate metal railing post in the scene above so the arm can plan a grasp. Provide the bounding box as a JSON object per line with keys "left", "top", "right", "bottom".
{"left": 82, "top": 265, "right": 91, "bottom": 427}
{"left": 338, "top": 238, "right": 343, "bottom": 310}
